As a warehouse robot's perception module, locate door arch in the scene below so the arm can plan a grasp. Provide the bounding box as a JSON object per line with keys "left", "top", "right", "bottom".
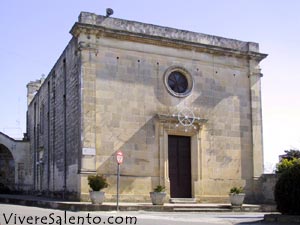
{"left": 0, "top": 144, "right": 15, "bottom": 190}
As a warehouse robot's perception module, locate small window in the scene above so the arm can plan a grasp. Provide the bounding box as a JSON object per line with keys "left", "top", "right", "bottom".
{"left": 40, "top": 104, "right": 45, "bottom": 135}
{"left": 164, "top": 67, "right": 193, "bottom": 97}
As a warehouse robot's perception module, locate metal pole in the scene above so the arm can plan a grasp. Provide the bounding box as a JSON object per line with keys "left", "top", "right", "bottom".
{"left": 117, "top": 163, "right": 120, "bottom": 211}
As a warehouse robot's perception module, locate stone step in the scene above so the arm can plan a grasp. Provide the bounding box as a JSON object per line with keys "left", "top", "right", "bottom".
{"left": 170, "top": 198, "right": 197, "bottom": 204}
{"left": 174, "top": 207, "right": 231, "bottom": 212}
{"left": 0, "top": 194, "right": 276, "bottom": 212}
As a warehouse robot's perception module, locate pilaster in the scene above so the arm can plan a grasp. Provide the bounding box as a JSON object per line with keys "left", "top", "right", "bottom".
{"left": 249, "top": 60, "right": 264, "bottom": 178}
{"left": 78, "top": 41, "right": 98, "bottom": 173}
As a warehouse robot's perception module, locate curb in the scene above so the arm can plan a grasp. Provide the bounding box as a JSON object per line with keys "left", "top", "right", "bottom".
{"left": 264, "top": 214, "right": 300, "bottom": 223}
{"left": 0, "top": 195, "right": 276, "bottom": 212}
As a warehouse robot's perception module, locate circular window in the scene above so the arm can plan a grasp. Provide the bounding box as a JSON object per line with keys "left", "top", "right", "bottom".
{"left": 167, "top": 71, "right": 188, "bottom": 94}
{"left": 164, "top": 67, "right": 193, "bottom": 97}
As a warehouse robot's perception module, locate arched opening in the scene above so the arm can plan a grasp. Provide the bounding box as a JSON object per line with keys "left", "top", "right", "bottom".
{"left": 0, "top": 144, "right": 15, "bottom": 192}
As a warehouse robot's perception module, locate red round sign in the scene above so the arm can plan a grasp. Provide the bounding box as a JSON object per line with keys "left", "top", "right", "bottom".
{"left": 116, "top": 151, "right": 124, "bottom": 164}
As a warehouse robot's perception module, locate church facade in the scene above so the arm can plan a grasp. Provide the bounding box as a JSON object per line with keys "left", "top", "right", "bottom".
{"left": 25, "top": 12, "right": 267, "bottom": 202}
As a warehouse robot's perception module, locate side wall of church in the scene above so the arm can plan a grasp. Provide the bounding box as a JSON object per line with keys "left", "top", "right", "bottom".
{"left": 27, "top": 38, "right": 81, "bottom": 198}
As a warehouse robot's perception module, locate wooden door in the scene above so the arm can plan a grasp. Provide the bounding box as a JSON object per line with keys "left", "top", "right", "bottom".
{"left": 168, "top": 135, "right": 192, "bottom": 198}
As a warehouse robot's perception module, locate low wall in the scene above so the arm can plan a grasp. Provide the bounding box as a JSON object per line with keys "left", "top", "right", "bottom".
{"left": 258, "top": 174, "right": 277, "bottom": 204}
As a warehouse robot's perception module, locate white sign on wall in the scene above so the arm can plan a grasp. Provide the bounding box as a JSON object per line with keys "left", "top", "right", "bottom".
{"left": 82, "top": 148, "right": 96, "bottom": 156}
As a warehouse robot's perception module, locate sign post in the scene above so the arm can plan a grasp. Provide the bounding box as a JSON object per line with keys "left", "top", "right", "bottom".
{"left": 116, "top": 151, "right": 123, "bottom": 211}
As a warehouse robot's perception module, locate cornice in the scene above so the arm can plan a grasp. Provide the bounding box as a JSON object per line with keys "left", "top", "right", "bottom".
{"left": 70, "top": 23, "right": 268, "bottom": 62}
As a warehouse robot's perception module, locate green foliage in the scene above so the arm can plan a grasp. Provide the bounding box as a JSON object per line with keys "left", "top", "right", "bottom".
{"left": 282, "top": 149, "right": 300, "bottom": 160}
{"left": 229, "top": 186, "right": 244, "bottom": 194}
{"left": 153, "top": 185, "right": 166, "bottom": 192}
{"left": 88, "top": 174, "right": 108, "bottom": 191}
{"left": 276, "top": 158, "right": 300, "bottom": 174}
{"left": 274, "top": 163, "right": 300, "bottom": 215}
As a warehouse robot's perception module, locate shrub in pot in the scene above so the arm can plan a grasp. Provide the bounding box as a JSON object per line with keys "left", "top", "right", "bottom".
{"left": 229, "top": 186, "right": 245, "bottom": 207}
{"left": 88, "top": 174, "right": 108, "bottom": 204}
{"left": 150, "top": 185, "right": 166, "bottom": 205}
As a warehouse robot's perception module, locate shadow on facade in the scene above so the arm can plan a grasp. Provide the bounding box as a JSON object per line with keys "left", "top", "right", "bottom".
{"left": 94, "top": 72, "right": 263, "bottom": 202}
{"left": 190, "top": 73, "right": 257, "bottom": 202}
{"left": 96, "top": 117, "right": 157, "bottom": 201}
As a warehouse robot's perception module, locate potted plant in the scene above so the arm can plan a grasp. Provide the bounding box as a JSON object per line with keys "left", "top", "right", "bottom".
{"left": 88, "top": 174, "right": 108, "bottom": 204}
{"left": 229, "top": 186, "right": 245, "bottom": 207}
{"left": 150, "top": 185, "right": 166, "bottom": 205}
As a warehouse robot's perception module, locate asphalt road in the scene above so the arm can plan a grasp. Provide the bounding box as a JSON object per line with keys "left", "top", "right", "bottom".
{"left": 0, "top": 203, "right": 280, "bottom": 225}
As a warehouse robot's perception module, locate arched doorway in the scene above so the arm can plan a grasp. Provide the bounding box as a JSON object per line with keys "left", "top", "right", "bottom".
{"left": 0, "top": 144, "right": 15, "bottom": 191}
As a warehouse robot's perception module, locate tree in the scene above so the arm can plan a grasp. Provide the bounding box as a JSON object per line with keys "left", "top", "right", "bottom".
{"left": 274, "top": 163, "right": 300, "bottom": 214}
{"left": 276, "top": 149, "right": 300, "bottom": 174}
{"left": 280, "top": 149, "right": 300, "bottom": 161}
{"left": 274, "top": 149, "right": 300, "bottom": 214}
{"left": 276, "top": 158, "right": 300, "bottom": 174}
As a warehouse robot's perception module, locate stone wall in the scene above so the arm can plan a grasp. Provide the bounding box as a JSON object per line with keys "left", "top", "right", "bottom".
{"left": 71, "top": 12, "right": 267, "bottom": 202}
{"left": 257, "top": 174, "right": 277, "bottom": 204}
{"left": 26, "top": 11, "right": 267, "bottom": 202}
{"left": 0, "top": 132, "right": 30, "bottom": 190}
{"left": 27, "top": 38, "right": 81, "bottom": 198}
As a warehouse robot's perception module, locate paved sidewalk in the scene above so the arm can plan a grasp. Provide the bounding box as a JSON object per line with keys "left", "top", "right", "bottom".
{"left": 0, "top": 194, "right": 276, "bottom": 212}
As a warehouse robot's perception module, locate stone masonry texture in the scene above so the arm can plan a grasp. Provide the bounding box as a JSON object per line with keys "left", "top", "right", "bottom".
{"left": 26, "top": 11, "right": 267, "bottom": 202}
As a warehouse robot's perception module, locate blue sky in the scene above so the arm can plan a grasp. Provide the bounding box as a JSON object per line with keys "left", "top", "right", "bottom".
{"left": 0, "top": 0, "right": 299, "bottom": 172}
